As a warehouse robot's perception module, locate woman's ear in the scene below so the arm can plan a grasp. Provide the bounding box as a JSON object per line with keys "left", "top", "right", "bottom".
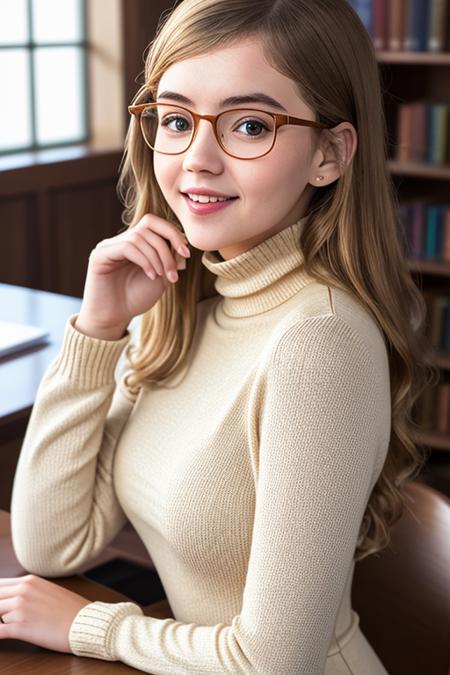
{"left": 309, "top": 122, "right": 358, "bottom": 186}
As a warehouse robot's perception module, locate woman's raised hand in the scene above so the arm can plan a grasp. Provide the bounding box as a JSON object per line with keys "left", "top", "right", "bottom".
{"left": 75, "top": 214, "right": 191, "bottom": 340}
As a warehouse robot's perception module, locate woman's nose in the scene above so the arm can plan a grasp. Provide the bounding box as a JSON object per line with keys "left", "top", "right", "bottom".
{"left": 182, "top": 119, "right": 224, "bottom": 173}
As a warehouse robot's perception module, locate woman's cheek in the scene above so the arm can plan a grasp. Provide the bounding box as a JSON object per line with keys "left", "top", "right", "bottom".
{"left": 153, "top": 156, "right": 175, "bottom": 200}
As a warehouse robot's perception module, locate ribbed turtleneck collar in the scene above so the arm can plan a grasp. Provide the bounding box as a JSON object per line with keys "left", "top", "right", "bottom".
{"left": 201, "top": 216, "right": 314, "bottom": 318}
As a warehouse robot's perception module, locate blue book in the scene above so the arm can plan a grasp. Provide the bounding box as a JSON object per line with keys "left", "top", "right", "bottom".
{"left": 426, "top": 104, "right": 447, "bottom": 164}
{"left": 435, "top": 207, "right": 444, "bottom": 258}
{"left": 404, "top": 0, "right": 429, "bottom": 51}
{"left": 354, "top": 0, "right": 373, "bottom": 35}
{"left": 443, "top": 301, "right": 450, "bottom": 350}
{"left": 428, "top": 104, "right": 449, "bottom": 164}
{"left": 426, "top": 207, "right": 439, "bottom": 258}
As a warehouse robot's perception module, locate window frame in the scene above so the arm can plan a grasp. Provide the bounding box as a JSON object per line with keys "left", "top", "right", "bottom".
{"left": 0, "top": 0, "right": 89, "bottom": 157}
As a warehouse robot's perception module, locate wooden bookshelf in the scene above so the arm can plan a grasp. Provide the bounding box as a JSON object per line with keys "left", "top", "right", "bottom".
{"left": 377, "top": 51, "right": 450, "bottom": 65}
{"left": 433, "top": 350, "right": 450, "bottom": 371}
{"left": 376, "top": 50, "right": 450, "bottom": 454}
{"left": 388, "top": 160, "right": 450, "bottom": 180}
{"left": 413, "top": 429, "right": 450, "bottom": 453}
{"left": 407, "top": 258, "right": 450, "bottom": 276}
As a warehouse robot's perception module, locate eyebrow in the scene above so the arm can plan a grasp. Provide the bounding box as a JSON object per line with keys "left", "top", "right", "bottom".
{"left": 156, "top": 90, "right": 288, "bottom": 113}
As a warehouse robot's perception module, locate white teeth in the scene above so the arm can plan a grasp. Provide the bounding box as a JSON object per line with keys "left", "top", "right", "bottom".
{"left": 187, "top": 193, "right": 231, "bottom": 203}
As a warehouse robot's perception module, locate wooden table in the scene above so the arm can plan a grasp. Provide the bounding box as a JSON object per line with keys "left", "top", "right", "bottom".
{"left": 0, "top": 509, "right": 174, "bottom": 673}
{"left": 0, "top": 283, "right": 82, "bottom": 511}
{"left": 0, "top": 283, "right": 82, "bottom": 430}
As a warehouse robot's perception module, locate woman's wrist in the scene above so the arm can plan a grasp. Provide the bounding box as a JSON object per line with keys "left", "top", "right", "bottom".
{"left": 74, "top": 315, "right": 129, "bottom": 341}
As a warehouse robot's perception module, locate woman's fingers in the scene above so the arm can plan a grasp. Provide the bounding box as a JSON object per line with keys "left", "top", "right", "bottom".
{"left": 0, "top": 579, "right": 31, "bottom": 625}
{"left": 125, "top": 230, "right": 164, "bottom": 278}
{"left": 137, "top": 229, "right": 182, "bottom": 282}
{"left": 0, "top": 582, "right": 20, "bottom": 623}
{"left": 93, "top": 216, "right": 191, "bottom": 284}
{"left": 133, "top": 217, "right": 191, "bottom": 282}
{"left": 0, "top": 597, "right": 19, "bottom": 624}
{"left": 92, "top": 239, "right": 158, "bottom": 280}
{"left": 136, "top": 213, "right": 188, "bottom": 253}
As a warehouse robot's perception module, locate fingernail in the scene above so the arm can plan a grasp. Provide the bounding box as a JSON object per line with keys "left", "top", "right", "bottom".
{"left": 167, "top": 270, "right": 178, "bottom": 282}
{"left": 178, "top": 244, "right": 191, "bottom": 257}
{"left": 177, "top": 258, "right": 187, "bottom": 270}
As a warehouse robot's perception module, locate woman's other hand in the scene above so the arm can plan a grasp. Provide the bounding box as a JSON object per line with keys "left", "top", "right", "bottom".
{"left": 0, "top": 574, "right": 91, "bottom": 653}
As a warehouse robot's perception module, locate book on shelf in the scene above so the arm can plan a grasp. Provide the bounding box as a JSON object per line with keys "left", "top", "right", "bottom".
{"left": 400, "top": 201, "right": 450, "bottom": 263}
{"left": 348, "top": 0, "right": 450, "bottom": 53}
{"left": 414, "top": 377, "right": 450, "bottom": 432}
{"left": 414, "top": 289, "right": 450, "bottom": 434}
{"left": 395, "top": 100, "right": 450, "bottom": 165}
{"left": 422, "top": 291, "right": 450, "bottom": 350}
{"left": 0, "top": 321, "right": 50, "bottom": 359}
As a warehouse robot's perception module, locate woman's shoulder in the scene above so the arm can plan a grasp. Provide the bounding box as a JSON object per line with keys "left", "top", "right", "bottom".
{"left": 266, "top": 282, "right": 389, "bottom": 378}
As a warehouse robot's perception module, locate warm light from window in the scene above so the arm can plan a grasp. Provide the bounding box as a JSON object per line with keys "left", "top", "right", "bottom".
{"left": 0, "top": 0, "right": 87, "bottom": 155}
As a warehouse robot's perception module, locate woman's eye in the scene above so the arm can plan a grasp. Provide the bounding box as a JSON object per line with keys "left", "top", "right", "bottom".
{"left": 234, "top": 119, "right": 269, "bottom": 137}
{"left": 162, "top": 116, "right": 191, "bottom": 132}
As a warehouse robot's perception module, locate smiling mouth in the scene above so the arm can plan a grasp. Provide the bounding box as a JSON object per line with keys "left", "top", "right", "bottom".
{"left": 182, "top": 193, "right": 239, "bottom": 203}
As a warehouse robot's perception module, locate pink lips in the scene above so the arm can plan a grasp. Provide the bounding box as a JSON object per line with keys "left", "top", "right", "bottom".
{"left": 182, "top": 193, "right": 238, "bottom": 216}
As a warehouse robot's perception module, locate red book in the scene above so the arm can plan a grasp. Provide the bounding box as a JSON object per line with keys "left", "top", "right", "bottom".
{"left": 436, "top": 383, "right": 450, "bottom": 433}
{"left": 373, "top": 0, "right": 388, "bottom": 49}
{"left": 411, "top": 101, "right": 427, "bottom": 162}
{"left": 396, "top": 103, "right": 414, "bottom": 161}
{"left": 388, "top": 0, "right": 407, "bottom": 50}
{"left": 411, "top": 202, "right": 425, "bottom": 258}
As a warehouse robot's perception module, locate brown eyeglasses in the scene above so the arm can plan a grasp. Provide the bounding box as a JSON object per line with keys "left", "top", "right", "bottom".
{"left": 128, "top": 102, "right": 333, "bottom": 160}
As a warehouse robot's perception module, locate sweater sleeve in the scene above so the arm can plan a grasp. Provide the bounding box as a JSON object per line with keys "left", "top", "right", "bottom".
{"left": 10, "top": 313, "right": 136, "bottom": 576}
{"left": 68, "top": 315, "right": 390, "bottom": 674}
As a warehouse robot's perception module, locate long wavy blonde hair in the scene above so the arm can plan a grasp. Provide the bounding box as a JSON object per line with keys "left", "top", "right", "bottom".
{"left": 116, "top": 0, "right": 439, "bottom": 561}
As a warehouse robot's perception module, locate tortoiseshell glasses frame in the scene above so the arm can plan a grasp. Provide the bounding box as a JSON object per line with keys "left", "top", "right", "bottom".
{"left": 128, "top": 102, "right": 333, "bottom": 160}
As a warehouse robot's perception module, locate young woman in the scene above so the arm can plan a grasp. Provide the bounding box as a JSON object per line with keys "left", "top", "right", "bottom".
{"left": 3, "top": 0, "right": 437, "bottom": 673}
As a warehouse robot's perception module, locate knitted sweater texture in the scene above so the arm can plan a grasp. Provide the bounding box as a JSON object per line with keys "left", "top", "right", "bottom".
{"left": 10, "top": 217, "right": 391, "bottom": 674}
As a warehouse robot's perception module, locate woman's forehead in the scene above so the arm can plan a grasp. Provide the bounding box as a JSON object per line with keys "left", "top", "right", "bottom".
{"left": 156, "top": 40, "right": 306, "bottom": 113}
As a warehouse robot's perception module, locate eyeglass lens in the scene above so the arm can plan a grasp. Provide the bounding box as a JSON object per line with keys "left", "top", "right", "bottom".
{"left": 140, "top": 104, "right": 276, "bottom": 159}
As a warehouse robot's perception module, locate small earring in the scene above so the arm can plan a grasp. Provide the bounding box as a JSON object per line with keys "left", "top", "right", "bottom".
{"left": 316, "top": 176, "right": 324, "bottom": 181}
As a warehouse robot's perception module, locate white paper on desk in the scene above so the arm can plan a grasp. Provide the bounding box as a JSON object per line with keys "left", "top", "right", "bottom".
{"left": 0, "top": 321, "right": 50, "bottom": 358}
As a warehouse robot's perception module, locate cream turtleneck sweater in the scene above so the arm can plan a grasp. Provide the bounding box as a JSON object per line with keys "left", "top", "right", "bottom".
{"left": 10, "top": 217, "right": 391, "bottom": 674}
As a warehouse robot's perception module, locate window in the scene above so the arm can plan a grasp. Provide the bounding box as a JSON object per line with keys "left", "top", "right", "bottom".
{"left": 0, "top": 0, "right": 88, "bottom": 156}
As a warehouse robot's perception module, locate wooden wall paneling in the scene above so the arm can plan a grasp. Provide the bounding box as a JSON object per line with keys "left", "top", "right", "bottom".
{"left": 0, "top": 149, "right": 124, "bottom": 199}
{"left": 49, "top": 179, "right": 124, "bottom": 297}
{"left": 0, "top": 149, "right": 124, "bottom": 295}
{"left": 37, "top": 190, "right": 53, "bottom": 291}
{"left": 0, "top": 195, "right": 40, "bottom": 288}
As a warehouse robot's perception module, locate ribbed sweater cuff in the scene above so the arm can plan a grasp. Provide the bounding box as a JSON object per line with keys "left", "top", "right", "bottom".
{"left": 69, "top": 600, "right": 144, "bottom": 660}
{"left": 52, "top": 314, "right": 131, "bottom": 389}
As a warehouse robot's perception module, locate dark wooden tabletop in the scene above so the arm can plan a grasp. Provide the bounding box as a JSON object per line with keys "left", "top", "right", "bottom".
{"left": 0, "top": 509, "right": 173, "bottom": 673}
